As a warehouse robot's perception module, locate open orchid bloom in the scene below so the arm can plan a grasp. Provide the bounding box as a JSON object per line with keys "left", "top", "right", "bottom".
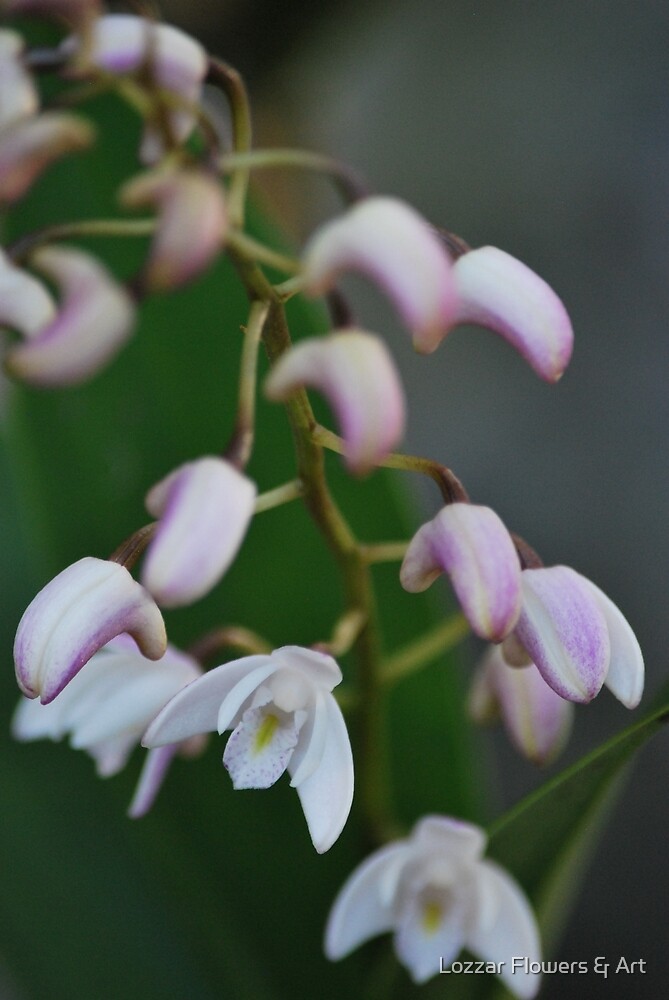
{"left": 119, "top": 168, "right": 227, "bottom": 291}
{"left": 469, "top": 644, "right": 574, "bottom": 765}
{"left": 3, "top": 244, "right": 135, "bottom": 385}
{"left": 0, "top": 28, "right": 38, "bottom": 130}
{"left": 60, "top": 14, "right": 208, "bottom": 163}
{"left": 325, "top": 815, "right": 541, "bottom": 997}
{"left": 0, "top": 111, "right": 94, "bottom": 204}
{"left": 14, "top": 557, "right": 166, "bottom": 704}
{"left": 512, "top": 566, "right": 644, "bottom": 706}
{"left": 265, "top": 329, "right": 406, "bottom": 474}
{"left": 301, "top": 196, "right": 459, "bottom": 353}
{"left": 144, "top": 645, "right": 354, "bottom": 853}
{"left": 400, "top": 503, "right": 522, "bottom": 642}
{"left": 452, "top": 246, "right": 573, "bottom": 382}
{"left": 141, "top": 456, "right": 257, "bottom": 608}
{"left": 12, "top": 635, "right": 204, "bottom": 817}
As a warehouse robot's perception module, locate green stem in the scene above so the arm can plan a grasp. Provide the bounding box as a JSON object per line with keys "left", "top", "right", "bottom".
{"left": 187, "top": 626, "right": 273, "bottom": 663}
{"left": 220, "top": 148, "right": 369, "bottom": 203}
{"left": 225, "top": 300, "right": 269, "bottom": 469}
{"left": 362, "top": 541, "right": 409, "bottom": 564}
{"left": 227, "top": 230, "right": 301, "bottom": 275}
{"left": 382, "top": 614, "right": 470, "bottom": 686}
{"left": 8, "top": 218, "right": 156, "bottom": 265}
{"left": 254, "top": 480, "right": 304, "bottom": 514}
{"left": 207, "top": 58, "right": 253, "bottom": 227}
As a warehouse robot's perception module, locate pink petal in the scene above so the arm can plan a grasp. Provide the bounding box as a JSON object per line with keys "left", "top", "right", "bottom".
{"left": 265, "top": 329, "right": 405, "bottom": 474}
{"left": 581, "top": 578, "right": 644, "bottom": 708}
{"left": 0, "top": 112, "right": 94, "bottom": 204}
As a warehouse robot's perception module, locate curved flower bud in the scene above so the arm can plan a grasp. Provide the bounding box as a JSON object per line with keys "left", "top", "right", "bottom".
{"left": 452, "top": 246, "right": 574, "bottom": 382}
{"left": 119, "top": 168, "right": 227, "bottom": 291}
{"left": 513, "top": 566, "right": 644, "bottom": 707}
{"left": 141, "top": 456, "right": 256, "bottom": 608}
{"left": 469, "top": 645, "right": 574, "bottom": 765}
{"left": 0, "top": 29, "right": 39, "bottom": 130}
{"left": 4, "top": 245, "right": 135, "bottom": 386}
{"left": 301, "top": 197, "right": 458, "bottom": 353}
{"left": 0, "top": 111, "right": 94, "bottom": 204}
{"left": 325, "top": 814, "right": 541, "bottom": 997}
{"left": 0, "top": 247, "right": 56, "bottom": 335}
{"left": 14, "top": 557, "right": 167, "bottom": 704}
{"left": 400, "top": 503, "right": 522, "bottom": 642}
{"left": 144, "top": 645, "right": 354, "bottom": 853}
{"left": 12, "top": 635, "right": 202, "bottom": 816}
{"left": 61, "top": 15, "right": 207, "bottom": 163}
{"left": 265, "top": 330, "right": 406, "bottom": 474}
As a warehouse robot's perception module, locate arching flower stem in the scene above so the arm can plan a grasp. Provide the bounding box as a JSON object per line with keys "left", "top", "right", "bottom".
{"left": 220, "top": 147, "right": 370, "bottom": 204}
{"left": 7, "top": 217, "right": 157, "bottom": 266}
{"left": 225, "top": 299, "right": 269, "bottom": 469}
{"left": 187, "top": 625, "right": 273, "bottom": 663}
{"left": 382, "top": 614, "right": 470, "bottom": 687}
{"left": 206, "top": 57, "right": 252, "bottom": 228}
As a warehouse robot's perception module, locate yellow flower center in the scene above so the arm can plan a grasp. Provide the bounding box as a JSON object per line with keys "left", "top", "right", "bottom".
{"left": 253, "top": 713, "right": 279, "bottom": 754}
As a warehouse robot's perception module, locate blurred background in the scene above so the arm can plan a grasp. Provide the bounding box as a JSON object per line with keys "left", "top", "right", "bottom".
{"left": 3, "top": 1, "right": 669, "bottom": 997}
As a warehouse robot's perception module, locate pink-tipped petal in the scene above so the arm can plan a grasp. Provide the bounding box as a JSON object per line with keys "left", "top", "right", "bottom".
{"left": 302, "top": 197, "right": 458, "bottom": 352}
{"left": 0, "top": 112, "right": 94, "bottom": 204}
{"left": 0, "top": 29, "right": 39, "bottom": 130}
{"left": 453, "top": 246, "right": 574, "bottom": 382}
{"left": 5, "top": 245, "right": 135, "bottom": 385}
{"left": 265, "top": 330, "right": 406, "bottom": 474}
{"left": 581, "top": 578, "right": 644, "bottom": 709}
{"left": 120, "top": 168, "right": 226, "bottom": 291}
{"left": 470, "top": 646, "right": 573, "bottom": 765}
{"left": 400, "top": 503, "right": 522, "bottom": 641}
{"left": 141, "top": 457, "right": 256, "bottom": 608}
{"left": 0, "top": 248, "right": 56, "bottom": 335}
{"left": 14, "top": 557, "right": 166, "bottom": 704}
{"left": 514, "top": 566, "right": 609, "bottom": 703}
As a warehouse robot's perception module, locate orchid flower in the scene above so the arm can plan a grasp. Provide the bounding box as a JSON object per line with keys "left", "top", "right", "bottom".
{"left": 3, "top": 244, "right": 135, "bottom": 385}
{"left": 12, "top": 636, "right": 204, "bottom": 817}
{"left": 469, "top": 644, "right": 574, "bottom": 765}
{"left": 143, "top": 645, "right": 354, "bottom": 853}
{"left": 511, "top": 566, "right": 644, "bottom": 706}
{"left": 141, "top": 456, "right": 257, "bottom": 608}
{"left": 0, "top": 111, "right": 94, "bottom": 205}
{"left": 14, "top": 557, "right": 166, "bottom": 704}
{"left": 325, "top": 814, "right": 541, "bottom": 997}
{"left": 265, "top": 329, "right": 406, "bottom": 474}
{"left": 400, "top": 503, "right": 522, "bottom": 642}
{"left": 301, "top": 196, "right": 573, "bottom": 380}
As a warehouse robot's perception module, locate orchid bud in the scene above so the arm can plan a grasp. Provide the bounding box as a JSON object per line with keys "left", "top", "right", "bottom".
{"left": 0, "top": 111, "right": 94, "bottom": 204}
{"left": 4, "top": 245, "right": 135, "bottom": 386}
{"left": 14, "top": 557, "right": 167, "bottom": 705}
{"left": 0, "top": 247, "right": 56, "bottom": 335}
{"left": 265, "top": 330, "right": 406, "bottom": 475}
{"left": 119, "top": 168, "right": 226, "bottom": 291}
{"left": 301, "top": 196, "right": 458, "bottom": 353}
{"left": 400, "top": 503, "right": 522, "bottom": 642}
{"left": 141, "top": 456, "right": 257, "bottom": 608}
{"left": 452, "top": 246, "right": 574, "bottom": 382}
{"left": 0, "top": 28, "right": 39, "bottom": 130}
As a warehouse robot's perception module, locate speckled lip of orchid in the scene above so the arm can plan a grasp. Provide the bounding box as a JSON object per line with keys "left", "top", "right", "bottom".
{"left": 301, "top": 197, "right": 458, "bottom": 353}
{"left": 265, "top": 329, "right": 406, "bottom": 475}
{"left": 514, "top": 566, "right": 610, "bottom": 703}
{"left": 400, "top": 503, "right": 522, "bottom": 642}
{"left": 13, "top": 557, "right": 166, "bottom": 704}
{"left": 452, "top": 246, "right": 574, "bottom": 382}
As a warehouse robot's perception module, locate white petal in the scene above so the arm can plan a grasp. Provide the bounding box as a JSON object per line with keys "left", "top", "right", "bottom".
{"left": 265, "top": 330, "right": 406, "bottom": 474}
{"left": 127, "top": 744, "right": 178, "bottom": 818}
{"left": 292, "top": 694, "right": 353, "bottom": 852}
{"left": 302, "top": 197, "right": 458, "bottom": 353}
{"left": 453, "top": 246, "right": 574, "bottom": 382}
{"left": 465, "top": 860, "right": 541, "bottom": 1000}
{"left": 0, "top": 249, "right": 57, "bottom": 336}
{"left": 412, "top": 815, "right": 487, "bottom": 869}
{"left": 142, "top": 655, "right": 274, "bottom": 746}
{"left": 270, "top": 645, "right": 343, "bottom": 692}
{"left": 0, "top": 29, "right": 39, "bottom": 129}
{"left": 288, "top": 689, "right": 329, "bottom": 787}
{"left": 395, "top": 889, "right": 467, "bottom": 984}
{"left": 582, "top": 578, "right": 644, "bottom": 708}
{"left": 324, "top": 841, "right": 409, "bottom": 959}
{"left": 223, "top": 705, "right": 300, "bottom": 789}
{"left": 142, "top": 457, "right": 256, "bottom": 608}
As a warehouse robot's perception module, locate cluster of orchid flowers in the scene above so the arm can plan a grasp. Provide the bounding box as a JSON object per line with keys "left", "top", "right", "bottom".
{"left": 1, "top": 2, "right": 645, "bottom": 994}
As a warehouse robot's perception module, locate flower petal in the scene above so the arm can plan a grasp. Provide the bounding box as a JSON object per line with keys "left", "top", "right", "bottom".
{"left": 0, "top": 248, "right": 56, "bottom": 336}
{"left": 141, "top": 457, "right": 256, "bottom": 608}
{"left": 395, "top": 888, "right": 467, "bottom": 984}
{"left": 5, "top": 245, "right": 135, "bottom": 386}
{"left": 0, "top": 112, "right": 94, "bottom": 204}
{"left": 223, "top": 704, "right": 300, "bottom": 789}
{"left": 127, "top": 744, "right": 178, "bottom": 819}
{"left": 0, "top": 29, "right": 39, "bottom": 130}
{"left": 14, "top": 557, "right": 166, "bottom": 704}
{"left": 400, "top": 504, "right": 522, "bottom": 641}
{"left": 301, "top": 197, "right": 458, "bottom": 353}
{"left": 119, "top": 168, "right": 226, "bottom": 291}
{"left": 466, "top": 860, "right": 541, "bottom": 999}
{"left": 324, "top": 841, "right": 409, "bottom": 959}
{"left": 291, "top": 694, "right": 353, "bottom": 853}
{"left": 514, "top": 566, "right": 609, "bottom": 703}
{"left": 265, "top": 329, "right": 406, "bottom": 474}
{"left": 582, "top": 578, "right": 644, "bottom": 709}
{"left": 453, "top": 246, "right": 574, "bottom": 382}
